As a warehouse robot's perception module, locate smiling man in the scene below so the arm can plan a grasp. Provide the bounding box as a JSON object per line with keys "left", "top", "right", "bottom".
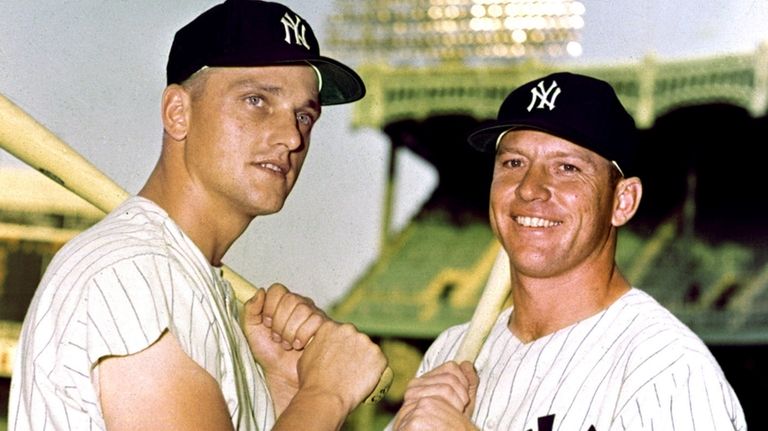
{"left": 390, "top": 72, "right": 746, "bottom": 430}
{"left": 8, "top": 1, "right": 387, "bottom": 430}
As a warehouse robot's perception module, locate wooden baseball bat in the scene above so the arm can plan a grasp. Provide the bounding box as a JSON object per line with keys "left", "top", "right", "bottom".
{"left": 453, "top": 246, "right": 511, "bottom": 363}
{"left": 0, "top": 92, "right": 392, "bottom": 404}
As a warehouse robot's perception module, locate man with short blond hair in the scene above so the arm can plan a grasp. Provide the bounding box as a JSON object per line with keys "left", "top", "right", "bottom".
{"left": 10, "top": 1, "right": 387, "bottom": 430}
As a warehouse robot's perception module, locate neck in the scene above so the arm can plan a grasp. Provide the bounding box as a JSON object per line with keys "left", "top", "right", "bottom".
{"left": 508, "top": 260, "right": 631, "bottom": 343}
{"left": 138, "top": 160, "right": 252, "bottom": 267}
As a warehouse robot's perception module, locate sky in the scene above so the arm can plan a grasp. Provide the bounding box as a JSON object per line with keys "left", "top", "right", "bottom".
{"left": 1, "top": 0, "right": 767, "bottom": 308}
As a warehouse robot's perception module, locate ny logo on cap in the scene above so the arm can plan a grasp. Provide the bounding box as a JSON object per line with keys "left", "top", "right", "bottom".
{"left": 526, "top": 80, "right": 562, "bottom": 112}
{"left": 280, "top": 13, "right": 310, "bottom": 50}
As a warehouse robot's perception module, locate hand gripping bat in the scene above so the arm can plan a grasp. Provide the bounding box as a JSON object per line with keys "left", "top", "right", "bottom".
{"left": 0, "top": 92, "right": 392, "bottom": 405}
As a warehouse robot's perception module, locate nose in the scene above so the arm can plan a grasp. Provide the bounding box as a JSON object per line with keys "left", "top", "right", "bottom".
{"left": 272, "top": 112, "right": 303, "bottom": 151}
{"left": 515, "top": 164, "right": 552, "bottom": 202}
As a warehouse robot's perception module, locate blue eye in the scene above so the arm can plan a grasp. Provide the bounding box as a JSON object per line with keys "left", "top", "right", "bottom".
{"left": 246, "top": 95, "right": 263, "bottom": 106}
{"left": 297, "top": 112, "right": 314, "bottom": 126}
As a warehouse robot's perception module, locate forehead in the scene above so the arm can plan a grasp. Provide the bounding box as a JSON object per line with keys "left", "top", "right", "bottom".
{"left": 498, "top": 129, "right": 608, "bottom": 163}
{"left": 200, "top": 65, "right": 320, "bottom": 100}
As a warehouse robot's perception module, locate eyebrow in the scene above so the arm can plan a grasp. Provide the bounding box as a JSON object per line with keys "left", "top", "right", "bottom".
{"left": 227, "top": 78, "right": 283, "bottom": 95}
{"left": 498, "top": 145, "right": 601, "bottom": 168}
{"left": 227, "top": 78, "right": 321, "bottom": 113}
{"left": 551, "top": 150, "right": 602, "bottom": 170}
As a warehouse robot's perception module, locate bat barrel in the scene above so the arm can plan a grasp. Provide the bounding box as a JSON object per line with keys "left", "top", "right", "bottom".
{"left": 0, "top": 93, "right": 128, "bottom": 213}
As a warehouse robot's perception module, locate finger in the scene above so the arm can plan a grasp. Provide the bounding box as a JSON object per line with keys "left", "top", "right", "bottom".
{"left": 396, "top": 397, "right": 463, "bottom": 431}
{"left": 403, "top": 371, "right": 471, "bottom": 409}
{"left": 262, "top": 283, "right": 289, "bottom": 328}
{"left": 418, "top": 361, "right": 469, "bottom": 385}
{"left": 276, "top": 300, "right": 313, "bottom": 343}
{"left": 269, "top": 292, "right": 306, "bottom": 338}
{"left": 410, "top": 362, "right": 469, "bottom": 391}
{"left": 403, "top": 382, "right": 469, "bottom": 411}
{"left": 392, "top": 403, "right": 416, "bottom": 431}
{"left": 291, "top": 312, "right": 326, "bottom": 349}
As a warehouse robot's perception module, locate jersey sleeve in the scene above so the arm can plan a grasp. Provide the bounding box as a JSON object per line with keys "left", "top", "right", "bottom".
{"left": 84, "top": 254, "right": 174, "bottom": 364}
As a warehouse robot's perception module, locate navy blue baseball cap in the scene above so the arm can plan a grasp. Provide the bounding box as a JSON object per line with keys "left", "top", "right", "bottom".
{"left": 468, "top": 72, "right": 638, "bottom": 176}
{"left": 166, "top": 0, "right": 365, "bottom": 105}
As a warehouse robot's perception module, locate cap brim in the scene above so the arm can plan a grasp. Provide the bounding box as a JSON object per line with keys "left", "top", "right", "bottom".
{"left": 311, "top": 57, "right": 366, "bottom": 106}
{"left": 190, "top": 54, "right": 365, "bottom": 106}
{"left": 468, "top": 124, "right": 517, "bottom": 152}
{"left": 468, "top": 120, "right": 590, "bottom": 153}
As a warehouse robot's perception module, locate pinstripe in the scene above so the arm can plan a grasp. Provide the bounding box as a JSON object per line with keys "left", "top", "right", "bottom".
{"left": 8, "top": 197, "right": 274, "bottom": 430}
{"left": 415, "top": 288, "right": 746, "bottom": 430}
{"left": 613, "top": 350, "right": 684, "bottom": 415}
{"left": 550, "top": 309, "right": 620, "bottom": 429}
{"left": 669, "top": 387, "right": 677, "bottom": 431}
{"left": 85, "top": 312, "right": 111, "bottom": 358}
{"left": 544, "top": 323, "right": 579, "bottom": 413}
{"left": 93, "top": 278, "right": 130, "bottom": 352}
{"left": 58, "top": 396, "right": 71, "bottom": 430}
{"left": 483, "top": 340, "right": 528, "bottom": 428}
{"left": 565, "top": 354, "right": 614, "bottom": 431}
{"left": 475, "top": 324, "right": 518, "bottom": 426}
{"left": 518, "top": 335, "right": 552, "bottom": 424}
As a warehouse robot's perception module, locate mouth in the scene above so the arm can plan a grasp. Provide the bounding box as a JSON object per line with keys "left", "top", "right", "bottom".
{"left": 253, "top": 161, "right": 288, "bottom": 176}
{"left": 514, "top": 216, "right": 562, "bottom": 228}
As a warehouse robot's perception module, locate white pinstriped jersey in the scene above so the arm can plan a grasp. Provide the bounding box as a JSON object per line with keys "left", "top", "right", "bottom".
{"left": 9, "top": 196, "right": 275, "bottom": 430}
{"left": 415, "top": 289, "right": 746, "bottom": 430}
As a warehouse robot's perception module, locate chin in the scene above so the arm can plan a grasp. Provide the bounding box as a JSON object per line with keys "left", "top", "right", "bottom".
{"left": 243, "top": 191, "right": 289, "bottom": 216}
{"left": 250, "top": 203, "right": 285, "bottom": 217}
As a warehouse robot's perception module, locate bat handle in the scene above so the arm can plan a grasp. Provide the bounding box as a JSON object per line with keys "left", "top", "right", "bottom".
{"left": 454, "top": 247, "right": 511, "bottom": 363}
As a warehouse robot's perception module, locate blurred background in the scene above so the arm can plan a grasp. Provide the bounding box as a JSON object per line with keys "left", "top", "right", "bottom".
{"left": 1, "top": 0, "right": 767, "bottom": 429}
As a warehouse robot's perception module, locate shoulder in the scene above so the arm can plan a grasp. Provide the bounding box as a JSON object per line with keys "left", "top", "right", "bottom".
{"left": 31, "top": 197, "right": 214, "bottom": 356}
{"left": 44, "top": 196, "right": 207, "bottom": 288}
{"left": 617, "top": 289, "right": 713, "bottom": 353}
{"left": 609, "top": 290, "right": 746, "bottom": 428}
{"left": 49, "top": 197, "right": 170, "bottom": 272}
{"left": 613, "top": 289, "right": 734, "bottom": 390}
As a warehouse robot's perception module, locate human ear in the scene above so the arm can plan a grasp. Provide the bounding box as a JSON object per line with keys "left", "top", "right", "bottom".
{"left": 161, "top": 84, "right": 190, "bottom": 142}
{"left": 611, "top": 177, "right": 642, "bottom": 227}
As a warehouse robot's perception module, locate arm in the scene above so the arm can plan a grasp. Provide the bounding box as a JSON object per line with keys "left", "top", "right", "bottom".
{"left": 392, "top": 361, "right": 479, "bottom": 431}
{"left": 99, "top": 330, "right": 234, "bottom": 430}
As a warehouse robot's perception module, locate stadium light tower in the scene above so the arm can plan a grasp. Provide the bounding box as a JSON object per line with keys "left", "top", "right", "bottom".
{"left": 326, "top": 0, "right": 585, "bottom": 66}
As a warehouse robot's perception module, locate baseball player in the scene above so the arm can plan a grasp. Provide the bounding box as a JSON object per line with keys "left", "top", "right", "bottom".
{"left": 9, "top": 1, "right": 387, "bottom": 430}
{"left": 390, "top": 72, "right": 746, "bottom": 430}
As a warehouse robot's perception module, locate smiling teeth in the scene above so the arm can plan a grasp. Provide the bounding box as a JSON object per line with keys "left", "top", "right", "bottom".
{"left": 259, "top": 163, "right": 283, "bottom": 173}
{"left": 515, "top": 216, "right": 561, "bottom": 228}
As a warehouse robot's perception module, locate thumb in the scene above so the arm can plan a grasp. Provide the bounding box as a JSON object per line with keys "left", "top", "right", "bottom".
{"left": 459, "top": 361, "right": 479, "bottom": 414}
{"left": 242, "top": 287, "right": 267, "bottom": 326}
